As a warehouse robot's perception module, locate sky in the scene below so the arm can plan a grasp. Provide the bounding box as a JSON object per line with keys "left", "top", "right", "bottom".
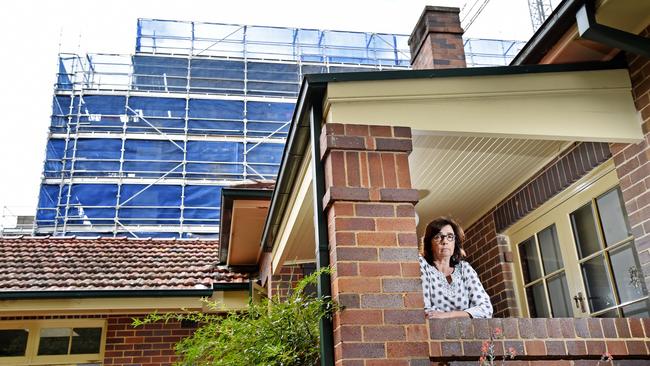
{"left": 0, "top": 0, "right": 536, "bottom": 227}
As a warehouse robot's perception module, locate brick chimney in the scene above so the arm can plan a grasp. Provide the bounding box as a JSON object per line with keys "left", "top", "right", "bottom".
{"left": 408, "top": 6, "right": 466, "bottom": 69}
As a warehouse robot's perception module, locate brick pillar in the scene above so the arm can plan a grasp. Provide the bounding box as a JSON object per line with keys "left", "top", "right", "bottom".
{"left": 408, "top": 6, "right": 466, "bottom": 70}
{"left": 611, "top": 29, "right": 650, "bottom": 292}
{"left": 320, "top": 123, "right": 429, "bottom": 365}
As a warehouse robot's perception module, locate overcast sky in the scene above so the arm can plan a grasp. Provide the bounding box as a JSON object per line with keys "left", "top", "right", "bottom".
{"left": 0, "top": 0, "right": 535, "bottom": 225}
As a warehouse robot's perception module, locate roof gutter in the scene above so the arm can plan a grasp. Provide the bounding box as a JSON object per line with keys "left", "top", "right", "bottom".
{"left": 259, "top": 74, "right": 334, "bottom": 365}
{"left": 576, "top": 2, "right": 650, "bottom": 58}
{"left": 0, "top": 289, "right": 214, "bottom": 300}
{"left": 511, "top": 0, "right": 584, "bottom": 65}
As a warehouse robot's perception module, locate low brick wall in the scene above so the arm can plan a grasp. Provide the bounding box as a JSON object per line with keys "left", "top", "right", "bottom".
{"left": 106, "top": 314, "right": 197, "bottom": 365}
{"left": 428, "top": 318, "right": 650, "bottom": 365}
{"left": 1, "top": 314, "right": 197, "bottom": 366}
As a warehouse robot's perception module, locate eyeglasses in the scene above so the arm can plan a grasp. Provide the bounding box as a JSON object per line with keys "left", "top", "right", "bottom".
{"left": 433, "top": 233, "right": 456, "bottom": 242}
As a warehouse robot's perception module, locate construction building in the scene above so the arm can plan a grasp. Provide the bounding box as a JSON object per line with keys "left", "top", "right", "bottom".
{"left": 34, "top": 18, "right": 525, "bottom": 238}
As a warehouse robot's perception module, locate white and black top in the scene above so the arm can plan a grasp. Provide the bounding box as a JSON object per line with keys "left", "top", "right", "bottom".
{"left": 418, "top": 257, "right": 493, "bottom": 319}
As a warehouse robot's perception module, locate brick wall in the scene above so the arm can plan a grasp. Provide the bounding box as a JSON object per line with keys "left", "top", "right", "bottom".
{"left": 320, "top": 123, "right": 430, "bottom": 365}
{"left": 429, "top": 317, "right": 650, "bottom": 365}
{"left": 268, "top": 263, "right": 307, "bottom": 301}
{"left": 105, "top": 315, "right": 197, "bottom": 365}
{"left": 408, "top": 6, "right": 466, "bottom": 70}
{"left": 463, "top": 213, "right": 518, "bottom": 318}
{"left": 1, "top": 313, "right": 196, "bottom": 366}
{"left": 611, "top": 26, "right": 650, "bottom": 293}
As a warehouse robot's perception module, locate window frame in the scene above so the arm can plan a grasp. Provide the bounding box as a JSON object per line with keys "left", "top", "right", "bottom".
{"left": 0, "top": 319, "right": 106, "bottom": 366}
{"left": 505, "top": 159, "right": 639, "bottom": 318}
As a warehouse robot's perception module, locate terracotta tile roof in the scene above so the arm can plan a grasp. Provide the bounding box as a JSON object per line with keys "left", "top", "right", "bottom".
{"left": 0, "top": 236, "right": 249, "bottom": 293}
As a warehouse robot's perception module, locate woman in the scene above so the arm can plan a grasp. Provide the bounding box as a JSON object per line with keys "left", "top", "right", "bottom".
{"left": 419, "top": 217, "right": 493, "bottom": 319}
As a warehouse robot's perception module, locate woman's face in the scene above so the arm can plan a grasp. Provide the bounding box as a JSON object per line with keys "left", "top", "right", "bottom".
{"left": 430, "top": 224, "right": 456, "bottom": 262}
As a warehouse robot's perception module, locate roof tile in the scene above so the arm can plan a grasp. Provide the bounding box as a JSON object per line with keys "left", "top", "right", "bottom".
{"left": 0, "top": 237, "right": 249, "bottom": 293}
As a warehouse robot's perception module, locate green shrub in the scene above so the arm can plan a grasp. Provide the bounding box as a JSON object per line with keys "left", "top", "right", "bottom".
{"left": 133, "top": 268, "right": 336, "bottom": 366}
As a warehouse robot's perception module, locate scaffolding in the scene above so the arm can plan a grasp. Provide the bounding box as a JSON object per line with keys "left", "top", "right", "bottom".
{"left": 36, "top": 19, "right": 526, "bottom": 238}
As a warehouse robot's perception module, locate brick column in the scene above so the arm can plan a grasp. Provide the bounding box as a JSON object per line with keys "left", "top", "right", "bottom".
{"left": 408, "top": 6, "right": 466, "bottom": 70}
{"left": 320, "top": 123, "right": 429, "bottom": 365}
{"left": 611, "top": 27, "right": 650, "bottom": 292}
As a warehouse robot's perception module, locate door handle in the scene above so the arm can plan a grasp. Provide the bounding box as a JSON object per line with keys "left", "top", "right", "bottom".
{"left": 573, "top": 292, "right": 586, "bottom": 313}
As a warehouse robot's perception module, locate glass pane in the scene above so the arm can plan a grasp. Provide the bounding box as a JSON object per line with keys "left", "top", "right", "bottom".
{"left": 38, "top": 328, "right": 71, "bottom": 355}
{"left": 519, "top": 237, "right": 542, "bottom": 283}
{"left": 610, "top": 243, "right": 648, "bottom": 303}
{"left": 526, "top": 282, "right": 550, "bottom": 317}
{"left": 538, "top": 225, "right": 563, "bottom": 273}
{"left": 596, "top": 309, "right": 619, "bottom": 318}
{"left": 622, "top": 298, "right": 650, "bottom": 318}
{"left": 582, "top": 255, "right": 616, "bottom": 312}
{"left": 70, "top": 328, "right": 102, "bottom": 354}
{"left": 0, "top": 329, "right": 28, "bottom": 357}
{"left": 571, "top": 203, "right": 601, "bottom": 258}
{"left": 596, "top": 188, "right": 631, "bottom": 246}
{"left": 547, "top": 273, "right": 573, "bottom": 317}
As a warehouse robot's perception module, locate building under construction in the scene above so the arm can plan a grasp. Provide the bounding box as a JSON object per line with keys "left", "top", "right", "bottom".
{"left": 35, "top": 18, "right": 525, "bottom": 238}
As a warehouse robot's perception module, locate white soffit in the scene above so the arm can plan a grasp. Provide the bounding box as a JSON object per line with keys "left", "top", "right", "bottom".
{"left": 411, "top": 134, "right": 572, "bottom": 232}
{"left": 271, "top": 154, "right": 316, "bottom": 274}
{"left": 324, "top": 69, "right": 642, "bottom": 143}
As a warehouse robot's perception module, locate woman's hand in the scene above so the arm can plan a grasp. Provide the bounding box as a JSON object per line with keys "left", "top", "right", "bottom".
{"left": 425, "top": 310, "right": 470, "bottom": 319}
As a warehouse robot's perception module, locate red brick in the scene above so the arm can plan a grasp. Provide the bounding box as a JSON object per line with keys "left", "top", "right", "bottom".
{"left": 524, "top": 340, "right": 546, "bottom": 356}
{"left": 345, "top": 124, "right": 370, "bottom": 137}
{"left": 379, "top": 189, "right": 419, "bottom": 203}
{"left": 404, "top": 293, "right": 425, "bottom": 308}
{"left": 339, "top": 309, "right": 383, "bottom": 325}
{"left": 607, "top": 340, "right": 628, "bottom": 355}
{"left": 366, "top": 360, "right": 408, "bottom": 366}
{"left": 357, "top": 232, "right": 397, "bottom": 246}
{"left": 429, "top": 341, "right": 442, "bottom": 357}
{"left": 395, "top": 154, "right": 412, "bottom": 189}
{"left": 370, "top": 125, "right": 392, "bottom": 137}
{"left": 332, "top": 202, "right": 355, "bottom": 216}
{"left": 397, "top": 233, "right": 418, "bottom": 247}
{"left": 337, "top": 262, "right": 359, "bottom": 276}
{"left": 400, "top": 262, "right": 421, "bottom": 276}
{"left": 325, "top": 123, "right": 345, "bottom": 136}
{"left": 360, "top": 152, "right": 370, "bottom": 187}
{"left": 386, "top": 341, "right": 428, "bottom": 358}
{"left": 355, "top": 203, "right": 395, "bottom": 217}
{"left": 359, "top": 262, "right": 401, "bottom": 276}
{"left": 336, "top": 247, "right": 378, "bottom": 261}
{"left": 335, "top": 232, "right": 357, "bottom": 246}
{"left": 384, "top": 309, "right": 426, "bottom": 325}
{"left": 586, "top": 340, "right": 606, "bottom": 355}
{"left": 626, "top": 340, "right": 647, "bottom": 355}
{"left": 375, "top": 138, "right": 412, "bottom": 153}
{"left": 381, "top": 153, "right": 398, "bottom": 188}
{"left": 328, "top": 150, "right": 347, "bottom": 187}
{"left": 336, "top": 277, "right": 381, "bottom": 293}
{"left": 336, "top": 325, "right": 362, "bottom": 342}
{"left": 363, "top": 325, "right": 406, "bottom": 341}
{"left": 566, "top": 340, "right": 587, "bottom": 356}
{"left": 376, "top": 218, "right": 417, "bottom": 232}
{"left": 339, "top": 342, "right": 385, "bottom": 359}
{"left": 393, "top": 127, "right": 411, "bottom": 138}
{"left": 361, "top": 294, "right": 404, "bottom": 308}
{"left": 368, "top": 152, "right": 384, "bottom": 187}
{"left": 346, "top": 151, "right": 361, "bottom": 187}
{"left": 326, "top": 186, "right": 371, "bottom": 203}
{"left": 334, "top": 217, "right": 375, "bottom": 231}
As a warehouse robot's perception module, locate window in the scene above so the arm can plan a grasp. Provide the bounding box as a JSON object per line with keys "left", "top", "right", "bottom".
{"left": 0, "top": 319, "right": 105, "bottom": 366}
{"left": 507, "top": 161, "right": 649, "bottom": 318}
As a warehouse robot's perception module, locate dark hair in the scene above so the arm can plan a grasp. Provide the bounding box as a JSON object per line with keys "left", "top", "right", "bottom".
{"left": 421, "top": 216, "right": 465, "bottom": 267}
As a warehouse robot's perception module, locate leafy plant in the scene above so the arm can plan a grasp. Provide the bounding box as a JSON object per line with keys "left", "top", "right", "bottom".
{"left": 133, "top": 268, "right": 336, "bottom": 366}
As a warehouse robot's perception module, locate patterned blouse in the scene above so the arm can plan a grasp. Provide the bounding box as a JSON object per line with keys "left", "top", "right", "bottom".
{"left": 418, "top": 257, "right": 493, "bottom": 319}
